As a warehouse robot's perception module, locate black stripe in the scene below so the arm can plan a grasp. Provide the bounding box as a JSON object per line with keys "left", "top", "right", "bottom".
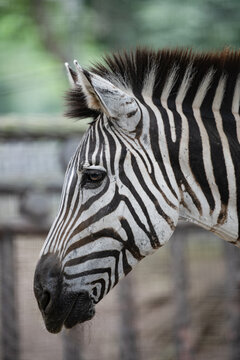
{"left": 68, "top": 186, "right": 121, "bottom": 241}
{"left": 95, "top": 117, "right": 103, "bottom": 165}
{"left": 220, "top": 75, "right": 240, "bottom": 235}
{"left": 103, "top": 122, "right": 117, "bottom": 175}
{"left": 88, "top": 125, "right": 97, "bottom": 160}
{"left": 118, "top": 145, "right": 160, "bottom": 248}
{"left": 147, "top": 106, "right": 179, "bottom": 200}
{"left": 119, "top": 218, "right": 144, "bottom": 260}
{"left": 154, "top": 97, "right": 202, "bottom": 213}
{"left": 65, "top": 249, "right": 120, "bottom": 287}
{"left": 88, "top": 279, "right": 105, "bottom": 302}
{"left": 182, "top": 78, "right": 215, "bottom": 213}
{"left": 52, "top": 169, "right": 78, "bottom": 252}
{"left": 122, "top": 248, "right": 132, "bottom": 276}
{"left": 200, "top": 72, "right": 229, "bottom": 214}
{"left": 59, "top": 174, "right": 110, "bottom": 254}
{"left": 130, "top": 154, "right": 175, "bottom": 230}
{"left": 48, "top": 152, "right": 79, "bottom": 249}
{"left": 64, "top": 268, "right": 112, "bottom": 297}
{"left": 65, "top": 228, "right": 123, "bottom": 256}
{"left": 113, "top": 125, "right": 178, "bottom": 208}
{"left": 64, "top": 250, "right": 119, "bottom": 269}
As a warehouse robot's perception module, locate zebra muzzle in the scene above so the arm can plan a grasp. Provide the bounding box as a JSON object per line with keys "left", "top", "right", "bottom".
{"left": 34, "top": 253, "right": 95, "bottom": 333}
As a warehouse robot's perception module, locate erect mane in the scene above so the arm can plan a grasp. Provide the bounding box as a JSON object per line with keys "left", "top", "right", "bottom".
{"left": 65, "top": 48, "right": 240, "bottom": 120}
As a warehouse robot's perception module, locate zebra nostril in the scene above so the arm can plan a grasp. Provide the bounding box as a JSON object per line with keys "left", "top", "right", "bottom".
{"left": 40, "top": 290, "right": 51, "bottom": 312}
{"left": 34, "top": 253, "right": 62, "bottom": 317}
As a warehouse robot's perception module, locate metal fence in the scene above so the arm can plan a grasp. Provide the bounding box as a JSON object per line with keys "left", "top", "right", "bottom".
{"left": 0, "top": 116, "right": 240, "bottom": 360}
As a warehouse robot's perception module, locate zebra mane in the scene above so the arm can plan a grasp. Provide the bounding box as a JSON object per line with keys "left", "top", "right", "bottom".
{"left": 65, "top": 48, "right": 240, "bottom": 120}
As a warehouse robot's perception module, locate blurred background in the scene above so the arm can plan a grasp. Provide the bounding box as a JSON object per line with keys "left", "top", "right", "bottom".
{"left": 0, "top": 0, "right": 240, "bottom": 359}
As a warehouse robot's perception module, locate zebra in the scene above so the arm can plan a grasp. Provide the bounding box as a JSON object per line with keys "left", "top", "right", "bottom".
{"left": 34, "top": 48, "right": 240, "bottom": 333}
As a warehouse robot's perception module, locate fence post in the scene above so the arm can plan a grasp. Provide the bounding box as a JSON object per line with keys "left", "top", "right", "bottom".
{"left": 62, "top": 327, "right": 84, "bottom": 360}
{"left": 118, "top": 275, "right": 140, "bottom": 360}
{"left": 170, "top": 228, "right": 194, "bottom": 360}
{"left": 224, "top": 242, "right": 240, "bottom": 360}
{"left": 0, "top": 231, "right": 19, "bottom": 360}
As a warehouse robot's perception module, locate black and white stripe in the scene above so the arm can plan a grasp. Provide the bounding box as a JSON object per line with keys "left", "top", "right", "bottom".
{"left": 40, "top": 48, "right": 240, "bottom": 303}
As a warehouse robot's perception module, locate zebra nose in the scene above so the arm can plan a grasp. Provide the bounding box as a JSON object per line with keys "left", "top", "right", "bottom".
{"left": 33, "top": 253, "right": 62, "bottom": 314}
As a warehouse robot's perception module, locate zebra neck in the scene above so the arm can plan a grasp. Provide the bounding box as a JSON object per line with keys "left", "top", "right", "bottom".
{"left": 140, "top": 66, "right": 240, "bottom": 245}
{"left": 155, "top": 72, "right": 240, "bottom": 245}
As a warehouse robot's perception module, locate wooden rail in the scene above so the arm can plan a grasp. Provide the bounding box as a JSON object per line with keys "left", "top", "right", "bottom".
{"left": 0, "top": 115, "right": 88, "bottom": 139}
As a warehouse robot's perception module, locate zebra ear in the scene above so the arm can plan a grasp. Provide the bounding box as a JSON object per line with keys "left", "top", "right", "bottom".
{"left": 70, "top": 60, "right": 141, "bottom": 132}
{"left": 65, "top": 62, "right": 78, "bottom": 87}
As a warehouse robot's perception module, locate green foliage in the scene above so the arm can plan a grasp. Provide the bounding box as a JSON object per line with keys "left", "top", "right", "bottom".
{"left": 0, "top": 0, "right": 239, "bottom": 115}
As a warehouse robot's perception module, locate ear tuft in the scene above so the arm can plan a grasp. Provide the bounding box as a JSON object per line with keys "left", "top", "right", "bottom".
{"left": 73, "top": 60, "right": 103, "bottom": 112}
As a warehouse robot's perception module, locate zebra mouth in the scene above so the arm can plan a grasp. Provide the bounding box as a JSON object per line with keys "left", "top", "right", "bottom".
{"left": 44, "top": 291, "right": 95, "bottom": 334}
{"left": 63, "top": 292, "right": 95, "bottom": 329}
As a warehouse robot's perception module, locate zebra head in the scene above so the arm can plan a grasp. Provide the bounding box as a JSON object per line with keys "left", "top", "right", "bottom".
{"left": 34, "top": 55, "right": 180, "bottom": 333}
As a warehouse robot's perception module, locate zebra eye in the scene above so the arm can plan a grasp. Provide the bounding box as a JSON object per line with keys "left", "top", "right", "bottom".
{"left": 81, "top": 169, "right": 106, "bottom": 189}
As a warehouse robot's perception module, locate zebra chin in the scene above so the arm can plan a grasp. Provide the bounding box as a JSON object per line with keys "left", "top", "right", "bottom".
{"left": 33, "top": 253, "right": 95, "bottom": 334}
